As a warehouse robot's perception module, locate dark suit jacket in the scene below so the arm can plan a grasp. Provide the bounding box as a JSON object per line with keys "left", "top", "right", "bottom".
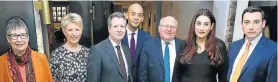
{"left": 138, "top": 36, "right": 185, "bottom": 82}
{"left": 122, "top": 29, "right": 151, "bottom": 82}
{"left": 87, "top": 38, "right": 133, "bottom": 82}
{"left": 227, "top": 35, "right": 277, "bottom": 82}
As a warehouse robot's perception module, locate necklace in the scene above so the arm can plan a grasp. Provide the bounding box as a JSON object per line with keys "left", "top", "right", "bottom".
{"left": 64, "top": 44, "right": 81, "bottom": 52}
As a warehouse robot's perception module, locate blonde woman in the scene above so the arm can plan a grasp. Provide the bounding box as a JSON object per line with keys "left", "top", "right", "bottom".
{"left": 50, "top": 13, "right": 89, "bottom": 82}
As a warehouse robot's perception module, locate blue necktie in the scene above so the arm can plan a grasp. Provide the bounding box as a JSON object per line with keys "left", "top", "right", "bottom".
{"left": 164, "top": 42, "right": 170, "bottom": 82}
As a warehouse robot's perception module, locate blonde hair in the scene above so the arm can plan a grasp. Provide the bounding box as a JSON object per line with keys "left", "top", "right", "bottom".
{"left": 61, "top": 13, "right": 83, "bottom": 30}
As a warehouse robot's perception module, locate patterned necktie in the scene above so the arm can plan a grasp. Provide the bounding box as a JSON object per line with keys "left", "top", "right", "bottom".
{"left": 130, "top": 33, "right": 136, "bottom": 60}
{"left": 164, "top": 42, "right": 170, "bottom": 82}
{"left": 231, "top": 42, "right": 251, "bottom": 82}
{"left": 116, "top": 45, "right": 127, "bottom": 82}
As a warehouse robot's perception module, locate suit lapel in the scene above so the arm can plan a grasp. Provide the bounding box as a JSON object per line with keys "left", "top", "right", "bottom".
{"left": 227, "top": 39, "right": 245, "bottom": 80}
{"left": 154, "top": 36, "right": 164, "bottom": 69}
{"left": 134, "top": 30, "right": 143, "bottom": 65}
{"left": 122, "top": 44, "right": 132, "bottom": 76}
{"left": 232, "top": 39, "right": 245, "bottom": 66}
{"left": 240, "top": 35, "right": 267, "bottom": 76}
{"left": 122, "top": 33, "right": 129, "bottom": 47}
{"left": 104, "top": 38, "right": 125, "bottom": 78}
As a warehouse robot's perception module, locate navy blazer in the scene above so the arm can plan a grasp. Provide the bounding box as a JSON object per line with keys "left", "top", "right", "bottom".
{"left": 87, "top": 38, "right": 133, "bottom": 82}
{"left": 138, "top": 36, "right": 185, "bottom": 82}
{"left": 227, "top": 35, "right": 277, "bottom": 82}
{"left": 122, "top": 29, "right": 151, "bottom": 82}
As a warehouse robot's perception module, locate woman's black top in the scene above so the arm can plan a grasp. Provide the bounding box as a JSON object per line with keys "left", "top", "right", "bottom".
{"left": 173, "top": 39, "right": 228, "bottom": 82}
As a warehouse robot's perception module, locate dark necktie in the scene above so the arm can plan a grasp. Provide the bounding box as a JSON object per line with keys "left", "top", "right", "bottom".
{"left": 130, "top": 33, "right": 136, "bottom": 60}
{"left": 116, "top": 45, "right": 127, "bottom": 82}
{"left": 164, "top": 42, "right": 170, "bottom": 82}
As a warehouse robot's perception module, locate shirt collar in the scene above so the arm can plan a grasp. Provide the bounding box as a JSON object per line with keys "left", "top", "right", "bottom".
{"left": 244, "top": 33, "right": 262, "bottom": 46}
{"left": 127, "top": 27, "right": 138, "bottom": 35}
{"left": 109, "top": 37, "right": 122, "bottom": 47}
{"left": 161, "top": 39, "right": 175, "bottom": 45}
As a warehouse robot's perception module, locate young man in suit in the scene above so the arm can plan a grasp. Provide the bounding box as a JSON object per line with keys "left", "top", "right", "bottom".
{"left": 138, "top": 16, "right": 185, "bottom": 82}
{"left": 87, "top": 12, "right": 133, "bottom": 82}
{"left": 227, "top": 6, "right": 277, "bottom": 82}
{"left": 122, "top": 3, "right": 151, "bottom": 82}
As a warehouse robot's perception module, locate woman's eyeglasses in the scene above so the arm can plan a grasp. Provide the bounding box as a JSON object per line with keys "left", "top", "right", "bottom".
{"left": 6, "top": 33, "right": 29, "bottom": 40}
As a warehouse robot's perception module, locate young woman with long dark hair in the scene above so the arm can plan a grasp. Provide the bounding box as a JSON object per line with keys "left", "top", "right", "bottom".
{"left": 173, "top": 8, "right": 228, "bottom": 82}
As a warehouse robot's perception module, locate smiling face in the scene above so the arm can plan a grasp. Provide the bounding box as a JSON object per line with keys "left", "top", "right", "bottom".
{"left": 109, "top": 17, "right": 127, "bottom": 43}
{"left": 63, "top": 23, "right": 82, "bottom": 44}
{"left": 6, "top": 27, "right": 29, "bottom": 55}
{"left": 158, "top": 16, "right": 178, "bottom": 42}
{"left": 242, "top": 12, "right": 265, "bottom": 41}
{"left": 127, "top": 3, "right": 144, "bottom": 29}
{"left": 194, "top": 15, "right": 214, "bottom": 39}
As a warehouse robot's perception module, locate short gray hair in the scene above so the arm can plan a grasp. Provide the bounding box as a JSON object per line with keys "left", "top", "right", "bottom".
{"left": 6, "top": 16, "right": 28, "bottom": 34}
{"left": 61, "top": 13, "right": 83, "bottom": 30}
{"left": 107, "top": 12, "right": 126, "bottom": 28}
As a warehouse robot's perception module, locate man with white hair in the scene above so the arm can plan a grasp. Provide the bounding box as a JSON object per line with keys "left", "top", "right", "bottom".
{"left": 138, "top": 16, "right": 185, "bottom": 82}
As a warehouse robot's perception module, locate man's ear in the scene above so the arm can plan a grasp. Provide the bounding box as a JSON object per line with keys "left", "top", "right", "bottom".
{"left": 262, "top": 19, "right": 266, "bottom": 28}
{"left": 108, "top": 26, "right": 111, "bottom": 33}
{"left": 158, "top": 25, "right": 162, "bottom": 32}
{"left": 141, "top": 16, "right": 144, "bottom": 22}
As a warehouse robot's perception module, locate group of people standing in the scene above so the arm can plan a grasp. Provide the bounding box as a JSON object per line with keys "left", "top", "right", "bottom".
{"left": 0, "top": 2, "right": 276, "bottom": 82}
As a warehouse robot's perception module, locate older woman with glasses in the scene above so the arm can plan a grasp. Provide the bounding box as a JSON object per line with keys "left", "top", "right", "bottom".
{"left": 50, "top": 13, "right": 89, "bottom": 82}
{"left": 0, "top": 16, "right": 53, "bottom": 82}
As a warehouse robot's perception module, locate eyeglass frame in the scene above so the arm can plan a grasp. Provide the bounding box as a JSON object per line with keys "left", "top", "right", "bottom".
{"left": 159, "top": 24, "right": 178, "bottom": 29}
{"left": 6, "top": 33, "right": 29, "bottom": 40}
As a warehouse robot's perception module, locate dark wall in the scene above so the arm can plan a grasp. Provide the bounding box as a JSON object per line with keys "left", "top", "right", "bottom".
{"left": 68, "top": 1, "right": 114, "bottom": 47}
{"left": 261, "top": 6, "right": 277, "bottom": 42}
{"left": 0, "top": 1, "right": 37, "bottom": 55}
{"left": 92, "top": 1, "right": 113, "bottom": 45}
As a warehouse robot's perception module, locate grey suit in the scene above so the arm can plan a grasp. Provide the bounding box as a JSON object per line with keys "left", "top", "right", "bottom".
{"left": 87, "top": 38, "right": 133, "bottom": 82}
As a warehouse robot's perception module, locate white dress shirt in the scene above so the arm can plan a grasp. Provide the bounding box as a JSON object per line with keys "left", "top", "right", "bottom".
{"left": 229, "top": 33, "right": 262, "bottom": 82}
{"left": 127, "top": 28, "right": 138, "bottom": 48}
{"left": 161, "top": 39, "right": 176, "bottom": 82}
{"left": 109, "top": 37, "right": 129, "bottom": 79}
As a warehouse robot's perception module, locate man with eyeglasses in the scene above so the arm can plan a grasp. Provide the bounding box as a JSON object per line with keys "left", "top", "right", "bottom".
{"left": 139, "top": 16, "right": 185, "bottom": 82}
{"left": 0, "top": 16, "right": 53, "bottom": 82}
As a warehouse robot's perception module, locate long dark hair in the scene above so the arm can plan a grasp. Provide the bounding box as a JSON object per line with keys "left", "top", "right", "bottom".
{"left": 180, "top": 8, "right": 223, "bottom": 65}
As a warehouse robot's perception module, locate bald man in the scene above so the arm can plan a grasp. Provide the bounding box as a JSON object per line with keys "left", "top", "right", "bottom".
{"left": 121, "top": 3, "right": 151, "bottom": 82}
{"left": 138, "top": 16, "right": 185, "bottom": 82}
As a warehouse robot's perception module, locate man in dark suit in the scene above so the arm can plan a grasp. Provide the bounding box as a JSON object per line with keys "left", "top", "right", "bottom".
{"left": 122, "top": 3, "right": 151, "bottom": 82}
{"left": 139, "top": 16, "right": 184, "bottom": 82}
{"left": 87, "top": 12, "right": 133, "bottom": 82}
{"left": 227, "top": 6, "right": 277, "bottom": 82}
